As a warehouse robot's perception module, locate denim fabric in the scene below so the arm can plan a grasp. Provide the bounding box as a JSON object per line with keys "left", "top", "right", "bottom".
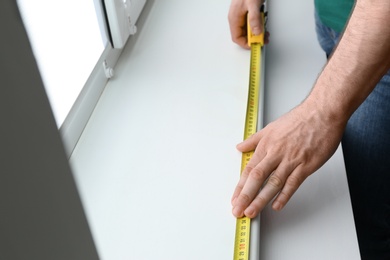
{"left": 314, "top": 11, "right": 341, "bottom": 57}
{"left": 315, "top": 11, "right": 390, "bottom": 259}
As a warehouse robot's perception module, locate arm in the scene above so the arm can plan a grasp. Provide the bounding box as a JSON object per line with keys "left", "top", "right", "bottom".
{"left": 231, "top": 0, "right": 390, "bottom": 218}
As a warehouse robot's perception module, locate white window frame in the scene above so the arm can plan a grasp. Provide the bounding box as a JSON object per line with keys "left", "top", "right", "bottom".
{"left": 18, "top": 0, "right": 146, "bottom": 158}
{"left": 58, "top": 0, "right": 124, "bottom": 158}
{"left": 60, "top": 44, "right": 122, "bottom": 158}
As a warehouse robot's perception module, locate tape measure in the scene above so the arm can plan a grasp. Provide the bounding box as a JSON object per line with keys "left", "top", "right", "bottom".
{"left": 233, "top": 10, "right": 265, "bottom": 260}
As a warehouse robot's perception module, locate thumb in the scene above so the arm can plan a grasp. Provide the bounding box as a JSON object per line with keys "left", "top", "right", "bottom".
{"left": 236, "top": 132, "right": 262, "bottom": 152}
{"left": 247, "top": 2, "right": 263, "bottom": 35}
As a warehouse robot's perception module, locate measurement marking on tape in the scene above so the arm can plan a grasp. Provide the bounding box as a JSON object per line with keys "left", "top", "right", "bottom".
{"left": 233, "top": 11, "right": 264, "bottom": 260}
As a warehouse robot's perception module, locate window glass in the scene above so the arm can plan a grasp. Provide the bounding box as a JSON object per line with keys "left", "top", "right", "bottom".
{"left": 17, "top": 0, "right": 106, "bottom": 127}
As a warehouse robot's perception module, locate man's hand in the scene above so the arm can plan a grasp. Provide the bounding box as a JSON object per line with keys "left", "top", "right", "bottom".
{"left": 228, "top": 0, "right": 265, "bottom": 49}
{"left": 231, "top": 101, "right": 346, "bottom": 218}
{"left": 230, "top": 0, "right": 390, "bottom": 219}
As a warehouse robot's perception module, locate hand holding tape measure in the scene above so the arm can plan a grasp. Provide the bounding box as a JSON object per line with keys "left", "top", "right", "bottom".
{"left": 228, "top": 0, "right": 267, "bottom": 49}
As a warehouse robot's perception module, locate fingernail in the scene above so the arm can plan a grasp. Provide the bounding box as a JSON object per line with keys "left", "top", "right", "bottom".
{"left": 232, "top": 207, "right": 242, "bottom": 218}
{"left": 245, "top": 207, "right": 255, "bottom": 217}
{"left": 252, "top": 27, "right": 261, "bottom": 35}
{"left": 273, "top": 202, "right": 282, "bottom": 211}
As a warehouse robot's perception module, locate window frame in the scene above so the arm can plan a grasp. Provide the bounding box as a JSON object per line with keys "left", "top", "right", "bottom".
{"left": 60, "top": 44, "right": 122, "bottom": 158}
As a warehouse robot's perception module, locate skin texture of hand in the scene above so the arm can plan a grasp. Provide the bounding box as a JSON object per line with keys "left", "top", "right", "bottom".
{"left": 231, "top": 102, "right": 346, "bottom": 218}
{"left": 228, "top": 0, "right": 265, "bottom": 49}
{"left": 230, "top": 0, "right": 390, "bottom": 219}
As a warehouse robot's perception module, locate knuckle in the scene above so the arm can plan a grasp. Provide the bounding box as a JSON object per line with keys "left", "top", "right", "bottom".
{"left": 238, "top": 193, "right": 251, "bottom": 204}
{"left": 267, "top": 175, "right": 283, "bottom": 189}
{"left": 241, "top": 166, "right": 252, "bottom": 178}
{"left": 227, "top": 10, "right": 237, "bottom": 23}
{"left": 249, "top": 167, "right": 267, "bottom": 181}
{"left": 249, "top": 133, "right": 261, "bottom": 144}
{"left": 249, "top": 196, "right": 268, "bottom": 214}
{"left": 277, "top": 190, "right": 291, "bottom": 202}
{"left": 230, "top": 34, "right": 241, "bottom": 44}
{"left": 286, "top": 175, "right": 303, "bottom": 188}
{"left": 235, "top": 183, "right": 244, "bottom": 192}
{"left": 254, "top": 195, "right": 268, "bottom": 207}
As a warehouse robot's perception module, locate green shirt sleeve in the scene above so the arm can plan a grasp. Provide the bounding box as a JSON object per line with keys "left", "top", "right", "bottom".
{"left": 315, "top": 0, "right": 355, "bottom": 33}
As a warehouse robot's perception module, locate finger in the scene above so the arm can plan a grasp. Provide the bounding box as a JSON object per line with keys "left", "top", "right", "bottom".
{"left": 272, "top": 165, "right": 308, "bottom": 211}
{"left": 228, "top": 5, "right": 250, "bottom": 49}
{"left": 236, "top": 132, "right": 262, "bottom": 152}
{"left": 264, "top": 31, "right": 270, "bottom": 45}
{"left": 232, "top": 155, "right": 279, "bottom": 218}
{"left": 231, "top": 142, "right": 267, "bottom": 204}
{"left": 243, "top": 161, "right": 295, "bottom": 217}
{"left": 231, "top": 153, "right": 265, "bottom": 205}
{"left": 247, "top": 1, "right": 263, "bottom": 35}
{"left": 229, "top": 24, "right": 248, "bottom": 49}
{"left": 231, "top": 165, "right": 250, "bottom": 205}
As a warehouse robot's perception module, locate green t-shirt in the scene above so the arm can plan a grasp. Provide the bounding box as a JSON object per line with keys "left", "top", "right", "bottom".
{"left": 315, "top": 0, "right": 355, "bottom": 32}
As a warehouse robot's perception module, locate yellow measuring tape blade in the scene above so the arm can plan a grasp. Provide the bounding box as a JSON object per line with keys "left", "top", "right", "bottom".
{"left": 233, "top": 42, "right": 262, "bottom": 260}
{"left": 233, "top": 11, "right": 264, "bottom": 258}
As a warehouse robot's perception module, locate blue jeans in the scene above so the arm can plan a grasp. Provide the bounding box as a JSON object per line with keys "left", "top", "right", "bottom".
{"left": 315, "top": 11, "right": 390, "bottom": 259}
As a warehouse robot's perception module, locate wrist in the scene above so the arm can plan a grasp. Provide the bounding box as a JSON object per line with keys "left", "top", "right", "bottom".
{"left": 301, "top": 88, "right": 349, "bottom": 131}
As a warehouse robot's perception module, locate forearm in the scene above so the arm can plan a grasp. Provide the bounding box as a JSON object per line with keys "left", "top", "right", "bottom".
{"left": 307, "top": 0, "right": 390, "bottom": 124}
